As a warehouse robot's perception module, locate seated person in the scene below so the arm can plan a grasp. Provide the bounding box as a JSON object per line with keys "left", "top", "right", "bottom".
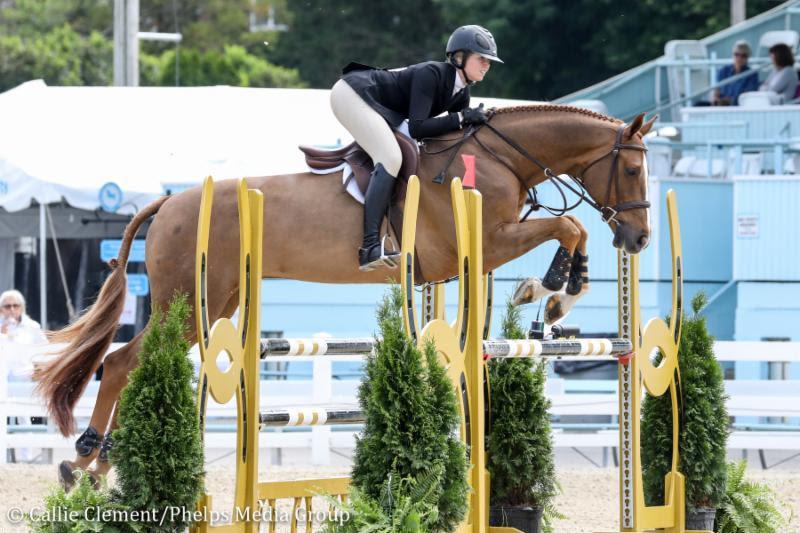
{"left": 0, "top": 289, "right": 46, "bottom": 345}
{"left": 760, "top": 43, "right": 798, "bottom": 103}
{"left": 713, "top": 40, "right": 758, "bottom": 105}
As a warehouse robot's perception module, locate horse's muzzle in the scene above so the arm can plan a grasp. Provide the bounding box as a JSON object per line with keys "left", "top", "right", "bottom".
{"left": 613, "top": 222, "right": 650, "bottom": 254}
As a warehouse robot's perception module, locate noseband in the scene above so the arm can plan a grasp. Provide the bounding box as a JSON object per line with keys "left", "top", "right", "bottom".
{"left": 478, "top": 121, "right": 650, "bottom": 224}
{"left": 576, "top": 125, "right": 651, "bottom": 223}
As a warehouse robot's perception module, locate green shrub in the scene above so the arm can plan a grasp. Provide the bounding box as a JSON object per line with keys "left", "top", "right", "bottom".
{"left": 715, "top": 461, "right": 790, "bottom": 533}
{"left": 149, "top": 45, "right": 305, "bottom": 87}
{"left": 29, "top": 474, "right": 129, "bottom": 532}
{"left": 487, "top": 300, "right": 562, "bottom": 532}
{"left": 346, "top": 285, "right": 469, "bottom": 532}
{"left": 641, "top": 291, "right": 729, "bottom": 510}
{"left": 0, "top": 25, "right": 112, "bottom": 91}
{"left": 487, "top": 300, "right": 557, "bottom": 508}
{"left": 324, "top": 470, "right": 442, "bottom": 532}
{"left": 110, "top": 294, "right": 203, "bottom": 532}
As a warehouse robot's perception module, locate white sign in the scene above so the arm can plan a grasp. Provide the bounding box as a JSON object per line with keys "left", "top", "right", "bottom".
{"left": 736, "top": 215, "right": 759, "bottom": 238}
{"left": 119, "top": 292, "right": 137, "bottom": 325}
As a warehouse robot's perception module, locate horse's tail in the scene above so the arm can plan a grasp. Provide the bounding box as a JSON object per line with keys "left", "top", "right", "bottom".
{"left": 34, "top": 195, "right": 170, "bottom": 436}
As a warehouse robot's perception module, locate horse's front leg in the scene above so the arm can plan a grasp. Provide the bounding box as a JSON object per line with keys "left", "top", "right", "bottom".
{"left": 540, "top": 214, "right": 590, "bottom": 324}
{"left": 485, "top": 216, "right": 583, "bottom": 323}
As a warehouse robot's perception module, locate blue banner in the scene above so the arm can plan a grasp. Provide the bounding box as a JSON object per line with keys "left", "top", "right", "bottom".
{"left": 127, "top": 274, "right": 150, "bottom": 296}
{"left": 100, "top": 239, "right": 146, "bottom": 263}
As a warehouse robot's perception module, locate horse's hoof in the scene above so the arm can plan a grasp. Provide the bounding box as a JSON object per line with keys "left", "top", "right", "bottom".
{"left": 512, "top": 278, "right": 534, "bottom": 305}
{"left": 544, "top": 295, "right": 565, "bottom": 325}
{"left": 545, "top": 291, "right": 586, "bottom": 325}
{"left": 58, "top": 460, "right": 79, "bottom": 491}
{"left": 512, "top": 277, "right": 554, "bottom": 306}
{"left": 87, "top": 470, "right": 101, "bottom": 490}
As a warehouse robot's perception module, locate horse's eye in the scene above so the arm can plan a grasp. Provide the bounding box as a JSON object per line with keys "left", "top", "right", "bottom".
{"left": 625, "top": 167, "right": 639, "bottom": 177}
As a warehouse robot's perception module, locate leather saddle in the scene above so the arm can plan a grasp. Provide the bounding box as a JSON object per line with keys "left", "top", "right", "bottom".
{"left": 299, "top": 131, "right": 419, "bottom": 202}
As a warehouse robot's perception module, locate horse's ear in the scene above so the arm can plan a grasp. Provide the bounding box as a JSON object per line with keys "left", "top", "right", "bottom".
{"left": 638, "top": 115, "right": 658, "bottom": 136}
{"left": 623, "top": 113, "right": 645, "bottom": 139}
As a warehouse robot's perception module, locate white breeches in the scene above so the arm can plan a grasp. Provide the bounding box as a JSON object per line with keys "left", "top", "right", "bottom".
{"left": 330, "top": 79, "right": 402, "bottom": 176}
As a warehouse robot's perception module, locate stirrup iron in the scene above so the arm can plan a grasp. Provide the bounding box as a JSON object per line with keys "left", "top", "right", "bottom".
{"left": 360, "top": 235, "right": 399, "bottom": 272}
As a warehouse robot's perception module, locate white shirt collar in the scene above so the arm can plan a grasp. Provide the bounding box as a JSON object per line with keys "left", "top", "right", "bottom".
{"left": 453, "top": 70, "right": 466, "bottom": 95}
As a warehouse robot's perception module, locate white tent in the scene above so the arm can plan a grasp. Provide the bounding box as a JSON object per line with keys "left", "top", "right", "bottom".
{"left": 0, "top": 80, "right": 537, "bottom": 213}
{"left": 0, "top": 80, "right": 355, "bottom": 213}
{"left": 0, "top": 80, "right": 538, "bottom": 324}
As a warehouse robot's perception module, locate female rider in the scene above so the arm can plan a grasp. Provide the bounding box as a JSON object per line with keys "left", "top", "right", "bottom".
{"left": 330, "top": 25, "right": 502, "bottom": 271}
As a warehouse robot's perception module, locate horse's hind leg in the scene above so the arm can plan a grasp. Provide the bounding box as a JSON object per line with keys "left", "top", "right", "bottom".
{"left": 86, "top": 402, "right": 119, "bottom": 483}
{"left": 543, "top": 215, "right": 590, "bottom": 324}
{"left": 77, "top": 291, "right": 241, "bottom": 486}
{"left": 58, "top": 332, "right": 144, "bottom": 489}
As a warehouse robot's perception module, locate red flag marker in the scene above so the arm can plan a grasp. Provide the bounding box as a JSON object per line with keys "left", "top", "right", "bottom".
{"left": 461, "top": 154, "right": 476, "bottom": 189}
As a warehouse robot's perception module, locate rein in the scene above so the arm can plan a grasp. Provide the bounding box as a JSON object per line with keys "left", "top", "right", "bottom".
{"left": 426, "top": 116, "right": 650, "bottom": 224}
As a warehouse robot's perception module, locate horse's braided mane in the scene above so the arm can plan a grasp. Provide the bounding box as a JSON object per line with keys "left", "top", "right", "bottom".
{"left": 493, "top": 103, "right": 623, "bottom": 124}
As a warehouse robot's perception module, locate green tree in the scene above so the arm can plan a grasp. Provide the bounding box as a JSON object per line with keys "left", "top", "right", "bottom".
{"left": 272, "top": 0, "right": 448, "bottom": 89}
{"left": 146, "top": 45, "right": 305, "bottom": 87}
{"left": 350, "top": 285, "right": 469, "bottom": 532}
{"left": 437, "top": 0, "right": 782, "bottom": 100}
{"left": 487, "top": 300, "right": 560, "bottom": 531}
{"left": 110, "top": 294, "right": 203, "bottom": 532}
{"left": 0, "top": 25, "right": 113, "bottom": 91}
{"left": 0, "top": 0, "right": 112, "bottom": 38}
{"left": 595, "top": 0, "right": 781, "bottom": 73}
{"left": 641, "top": 292, "right": 729, "bottom": 511}
{"left": 139, "top": 0, "right": 251, "bottom": 52}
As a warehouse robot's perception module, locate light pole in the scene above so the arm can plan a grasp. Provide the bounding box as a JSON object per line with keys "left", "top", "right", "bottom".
{"left": 731, "top": 0, "right": 746, "bottom": 25}
{"left": 114, "top": 0, "right": 182, "bottom": 87}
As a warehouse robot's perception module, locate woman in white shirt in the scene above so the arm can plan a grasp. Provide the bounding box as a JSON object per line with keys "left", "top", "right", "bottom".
{"left": 1, "top": 289, "right": 46, "bottom": 345}
{"left": 760, "top": 43, "right": 798, "bottom": 103}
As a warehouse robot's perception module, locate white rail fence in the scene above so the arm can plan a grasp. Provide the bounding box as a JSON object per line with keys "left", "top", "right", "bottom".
{"left": 2, "top": 341, "right": 799, "bottom": 466}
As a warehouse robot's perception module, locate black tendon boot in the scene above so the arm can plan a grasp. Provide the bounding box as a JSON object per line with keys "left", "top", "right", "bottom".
{"left": 359, "top": 163, "right": 400, "bottom": 271}
{"left": 542, "top": 246, "right": 573, "bottom": 291}
{"left": 97, "top": 432, "right": 114, "bottom": 463}
{"left": 566, "top": 251, "right": 589, "bottom": 295}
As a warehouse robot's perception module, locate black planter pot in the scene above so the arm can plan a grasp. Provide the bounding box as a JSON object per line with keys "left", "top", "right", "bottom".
{"left": 489, "top": 506, "right": 543, "bottom": 533}
{"left": 686, "top": 507, "right": 716, "bottom": 531}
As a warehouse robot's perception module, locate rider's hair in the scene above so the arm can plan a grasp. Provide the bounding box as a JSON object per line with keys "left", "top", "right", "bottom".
{"left": 448, "top": 50, "right": 471, "bottom": 69}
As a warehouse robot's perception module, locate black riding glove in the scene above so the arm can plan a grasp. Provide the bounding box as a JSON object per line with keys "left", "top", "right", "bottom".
{"left": 461, "top": 104, "right": 489, "bottom": 126}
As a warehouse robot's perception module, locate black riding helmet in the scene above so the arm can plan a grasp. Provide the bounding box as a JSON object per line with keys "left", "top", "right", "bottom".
{"left": 446, "top": 25, "right": 503, "bottom": 67}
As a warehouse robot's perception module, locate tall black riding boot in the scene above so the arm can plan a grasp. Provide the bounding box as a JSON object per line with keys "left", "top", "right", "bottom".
{"left": 359, "top": 163, "right": 400, "bottom": 271}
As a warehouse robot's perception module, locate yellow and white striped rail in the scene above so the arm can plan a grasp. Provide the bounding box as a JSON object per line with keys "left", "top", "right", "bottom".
{"left": 259, "top": 407, "right": 364, "bottom": 427}
{"left": 259, "top": 337, "right": 631, "bottom": 358}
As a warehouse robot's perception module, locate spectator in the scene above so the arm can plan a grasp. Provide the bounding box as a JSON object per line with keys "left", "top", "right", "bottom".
{"left": 760, "top": 43, "right": 798, "bottom": 103}
{"left": 713, "top": 40, "right": 759, "bottom": 105}
{"left": 0, "top": 289, "right": 46, "bottom": 345}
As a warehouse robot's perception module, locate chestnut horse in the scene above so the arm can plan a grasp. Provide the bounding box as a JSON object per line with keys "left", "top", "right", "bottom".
{"left": 35, "top": 105, "right": 655, "bottom": 486}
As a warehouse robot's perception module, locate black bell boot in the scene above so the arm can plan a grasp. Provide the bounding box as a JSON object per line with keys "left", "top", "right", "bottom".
{"left": 359, "top": 163, "right": 400, "bottom": 271}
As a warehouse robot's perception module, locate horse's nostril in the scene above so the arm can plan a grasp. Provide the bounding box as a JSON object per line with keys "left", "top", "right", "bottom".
{"left": 637, "top": 234, "right": 649, "bottom": 248}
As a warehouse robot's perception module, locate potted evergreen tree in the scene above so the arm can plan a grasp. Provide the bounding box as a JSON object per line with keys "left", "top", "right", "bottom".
{"left": 641, "top": 292, "right": 728, "bottom": 531}
{"left": 33, "top": 295, "right": 204, "bottom": 532}
{"left": 110, "top": 294, "right": 204, "bottom": 532}
{"left": 327, "top": 286, "right": 469, "bottom": 532}
{"left": 486, "top": 300, "right": 558, "bottom": 533}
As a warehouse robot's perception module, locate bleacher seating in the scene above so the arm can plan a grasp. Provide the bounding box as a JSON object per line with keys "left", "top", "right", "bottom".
{"left": 739, "top": 90, "right": 782, "bottom": 106}
{"left": 757, "top": 29, "right": 800, "bottom": 56}
{"left": 664, "top": 40, "right": 711, "bottom": 107}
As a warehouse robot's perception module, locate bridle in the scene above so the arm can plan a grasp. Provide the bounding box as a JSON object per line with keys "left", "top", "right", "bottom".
{"left": 482, "top": 121, "right": 650, "bottom": 224}
{"left": 428, "top": 118, "right": 650, "bottom": 225}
